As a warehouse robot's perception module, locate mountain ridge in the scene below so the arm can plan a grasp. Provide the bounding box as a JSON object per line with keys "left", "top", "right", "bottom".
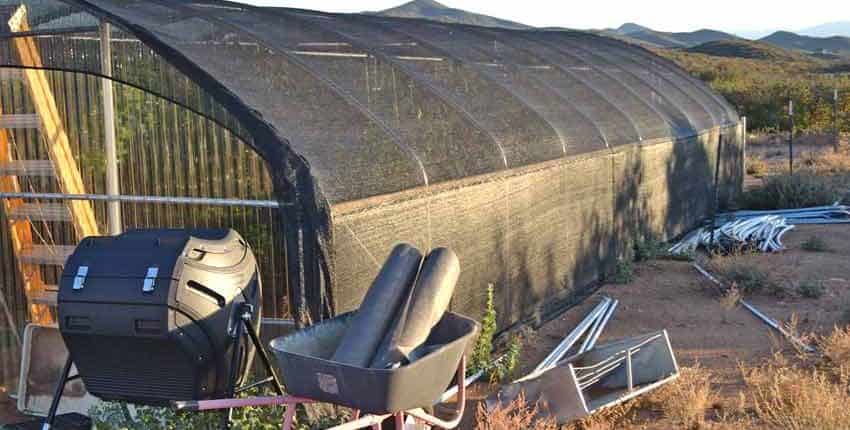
{"left": 372, "top": 0, "right": 530, "bottom": 29}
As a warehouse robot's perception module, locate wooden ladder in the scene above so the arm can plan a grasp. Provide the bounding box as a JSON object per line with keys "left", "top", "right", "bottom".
{"left": 0, "top": 6, "right": 98, "bottom": 324}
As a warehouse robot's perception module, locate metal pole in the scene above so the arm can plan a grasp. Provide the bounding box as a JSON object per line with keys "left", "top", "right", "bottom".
{"left": 101, "top": 21, "right": 121, "bottom": 235}
{"left": 0, "top": 192, "right": 282, "bottom": 208}
{"left": 42, "top": 357, "right": 73, "bottom": 430}
{"left": 788, "top": 99, "right": 794, "bottom": 174}
{"left": 711, "top": 133, "right": 723, "bottom": 248}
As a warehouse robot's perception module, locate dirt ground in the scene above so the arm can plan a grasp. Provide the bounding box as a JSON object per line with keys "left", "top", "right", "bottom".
{"left": 468, "top": 224, "right": 850, "bottom": 429}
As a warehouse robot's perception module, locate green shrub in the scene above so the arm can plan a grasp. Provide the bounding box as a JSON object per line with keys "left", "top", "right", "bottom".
{"left": 469, "top": 285, "right": 523, "bottom": 383}
{"left": 634, "top": 237, "right": 668, "bottom": 262}
{"left": 737, "top": 174, "right": 840, "bottom": 210}
{"left": 89, "top": 389, "right": 349, "bottom": 430}
{"left": 489, "top": 335, "right": 522, "bottom": 384}
{"left": 610, "top": 259, "right": 635, "bottom": 284}
{"left": 801, "top": 235, "right": 830, "bottom": 252}
{"left": 470, "top": 284, "right": 497, "bottom": 374}
{"left": 721, "top": 264, "right": 776, "bottom": 295}
{"left": 797, "top": 280, "right": 825, "bottom": 299}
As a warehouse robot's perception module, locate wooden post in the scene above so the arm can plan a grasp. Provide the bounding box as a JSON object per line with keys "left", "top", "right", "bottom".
{"left": 101, "top": 21, "right": 122, "bottom": 235}
{"left": 8, "top": 5, "right": 98, "bottom": 239}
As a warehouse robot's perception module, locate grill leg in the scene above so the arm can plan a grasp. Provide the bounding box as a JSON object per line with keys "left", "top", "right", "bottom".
{"left": 242, "top": 316, "right": 285, "bottom": 395}
{"left": 42, "top": 357, "right": 73, "bottom": 430}
{"left": 222, "top": 312, "right": 247, "bottom": 429}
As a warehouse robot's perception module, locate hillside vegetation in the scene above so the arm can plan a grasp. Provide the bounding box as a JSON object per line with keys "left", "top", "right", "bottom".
{"left": 760, "top": 31, "right": 850, "bottom": 56}
{"left": 685, "top": 39, "right": 805, "bottom": 61}
{"left": 658, "top": 47, "right": 850, "bottom": 132}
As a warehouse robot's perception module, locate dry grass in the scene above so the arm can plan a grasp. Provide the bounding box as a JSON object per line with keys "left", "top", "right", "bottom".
{"left": 738, "top": 325, "right": 850, "bottom": 430}
{"left": 475, "top": 393, "right": 558, "bottom": 430}
{"left": 802, "top": 148, "right": 850, "bottom": 175}
{"left": 819, "top": 325, "right": 850, "bottom": 382}
{"left": 742, "top": 357, "right": 850, "bottom": 429}
{"left": 644, "top": 365, "right": 717, "bottom": 428}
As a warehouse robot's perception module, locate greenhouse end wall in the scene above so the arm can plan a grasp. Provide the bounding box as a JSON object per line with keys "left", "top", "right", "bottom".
{"left": 332, "top": 122, "right": 744, "bottom": 328}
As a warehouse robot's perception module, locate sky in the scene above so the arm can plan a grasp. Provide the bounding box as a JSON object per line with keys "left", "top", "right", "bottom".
{"left": 241, "top": 0, "right": 850, "bottom": 36}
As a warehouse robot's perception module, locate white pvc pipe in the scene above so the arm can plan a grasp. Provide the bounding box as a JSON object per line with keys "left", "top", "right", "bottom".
{"left": 583, "top": 299, "right": 618, "bottom": 352}
{"left": 534, "top": 298, "right": 611, "bottom": 374}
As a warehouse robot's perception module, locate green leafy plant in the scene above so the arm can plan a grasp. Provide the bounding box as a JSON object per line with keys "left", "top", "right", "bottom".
{"left": 469, "top": 284, "right": 522, "bottom": 383}
{"left": 718, "top": 263, "right": 778, "bottom": 295}
{"left": 610, "top": 259, "right": 635, "bottom": 284}
{"left": 801, "top": 235, "right": 830, "bottom": 252}
{"left": 470, "top": 284, "right": 498, "bottom": 374}
{"left": 634, "top": 236, "right": 668, "bottom": 262}
{"left": 489, "top": 335, "right": 522, "bottom": 383}
{"left": 797, "top": 280, "right": 825, "bottom": 299}
{"left": 88, "top": 388, "right": 349, "bottom": 430}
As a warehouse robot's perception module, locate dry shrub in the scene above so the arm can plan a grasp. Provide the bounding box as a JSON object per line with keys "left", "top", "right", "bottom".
{"left": 719, "top": 285, "right": 742, "bottom": 311}
{"left": 746, "top": 155, "right": 769, "bottom": 177}
{"left": 564, "top": 402, "right": 638, "bottom": 430}
{"left": 820, "top": 325, "right": 850, "bottom": 382}
{"left": 738, "top": 173, "right": 841, "bottom": 210}
{"left": 802, "top": 148, "right": 850, "bottom": 175}
{"left": 742, "top": 355, "right": 850, "bottom": 430}
{"left": 475, "top": 393, "right": 558, "bottom": 430}
{"left": 645, "top": 365, "right": 716, "bottom": 428}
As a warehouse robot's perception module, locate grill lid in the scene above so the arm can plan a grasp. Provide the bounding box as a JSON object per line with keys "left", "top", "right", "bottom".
{"left": 59, "top": 229, "right": 246, "bottom": 305}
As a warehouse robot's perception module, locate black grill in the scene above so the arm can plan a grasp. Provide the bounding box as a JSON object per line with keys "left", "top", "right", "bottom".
{"left": 58, "top": 229, "right": 261, "bottom": 405}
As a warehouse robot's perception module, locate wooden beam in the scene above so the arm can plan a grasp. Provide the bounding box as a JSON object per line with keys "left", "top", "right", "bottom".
{"left": 0, "top": 102, "right": 51, "bottom": 324}
{"left": 7, "top": 5, "right": 98, "bottom": 239}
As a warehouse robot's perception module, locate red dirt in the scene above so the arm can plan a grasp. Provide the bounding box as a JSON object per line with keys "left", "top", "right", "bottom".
{"left": 469, "top": 223, "right": 850, "bottom": 428}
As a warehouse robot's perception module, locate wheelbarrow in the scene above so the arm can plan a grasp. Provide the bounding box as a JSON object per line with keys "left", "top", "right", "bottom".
{"left": 174, "top": 311, "right": 478, "bottom": 429}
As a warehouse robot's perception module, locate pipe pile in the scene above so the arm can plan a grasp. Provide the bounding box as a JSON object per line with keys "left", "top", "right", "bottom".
{"left": 669, "top": 215, "right": 794, "bottom": 255}
{"left": 717, "top": 204, "right": 850, "bottom": 225}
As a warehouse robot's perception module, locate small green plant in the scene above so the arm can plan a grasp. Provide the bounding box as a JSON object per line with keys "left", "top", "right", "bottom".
{"left": 470, "top": 284, "right": 498, "bottom": 374}
{"left": 797, "top": 280, "right": 825, "bottom": 299}
{"left": 634, "top": 236, "right": 668, "bottom": 262}
{"left": 720, "top": 264, "right": 775, "bottom": 295}
{"left": 89, "top": 387, "right": 349, "bottom": 430}
{"left": 489, "top": 335, "right": 522, "bottom": 383}
{"left": 470, "top": 285, "right": 523, "bottom": 383}
{"left": 801, "top": 235, "right": 830, "bottom": 252}
{"left": 610, "top": 259, "right": 635, "bottom": 284}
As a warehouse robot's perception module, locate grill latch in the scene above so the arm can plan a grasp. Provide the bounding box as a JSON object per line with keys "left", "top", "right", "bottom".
{"left": 142, "top": 267, "right": 159, "bottom": 293}
{"left": 72, "top": 266, "right": 89, "bottom": 290}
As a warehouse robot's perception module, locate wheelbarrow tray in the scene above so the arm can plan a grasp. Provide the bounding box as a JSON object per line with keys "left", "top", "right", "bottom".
{"left": 270, "top": 311, "right": 477, "bottom": 414}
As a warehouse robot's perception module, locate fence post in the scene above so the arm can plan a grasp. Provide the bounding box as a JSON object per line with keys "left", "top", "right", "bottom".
{"left": 101, "top": 21, "right": 122, "bottom": 235}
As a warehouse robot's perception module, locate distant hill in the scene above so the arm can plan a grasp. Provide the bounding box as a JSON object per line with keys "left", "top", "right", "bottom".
{"left": 799, "top": 22, "right": 850, "bottom": 38}
{"left": 760, "top": 31, "right": 850, "bottom": 55}
{"left": 373, "top": 0, "right": 530, "bottom": 29}
{"left": 604, "top": 23, "right": 738, "bottom": 48}
{"left": 686, "top": 39, "right": 805, "bottom": 61}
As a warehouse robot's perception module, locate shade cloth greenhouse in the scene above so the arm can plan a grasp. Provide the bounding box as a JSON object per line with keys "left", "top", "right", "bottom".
{"left": 0, "top": 0, "right": 744, "bottom": 327}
